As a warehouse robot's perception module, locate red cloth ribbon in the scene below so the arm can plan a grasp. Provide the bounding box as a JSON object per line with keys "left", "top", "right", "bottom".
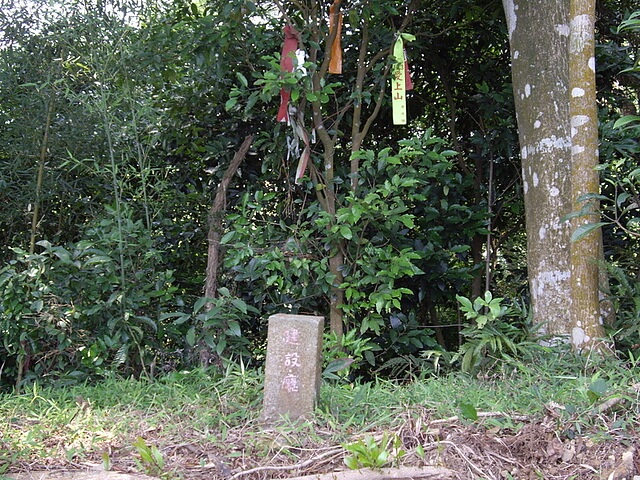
{"left": 404, "top": 49, "right": 413, "bottom": 90}
{"left": 277, "top": 24, "right": 300, "bottom": 123}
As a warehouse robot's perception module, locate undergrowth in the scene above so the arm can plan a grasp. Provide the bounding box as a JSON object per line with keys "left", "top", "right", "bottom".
{"left": 0, "top": 349, "right": 638, "bottom": 478}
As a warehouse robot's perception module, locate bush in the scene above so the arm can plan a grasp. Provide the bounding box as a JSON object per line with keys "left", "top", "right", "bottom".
{"left": 221, "top": 131, "right": 488, "bottom": 373}
{"left": 0, "top": 213, "right": 182, "bottom": 390}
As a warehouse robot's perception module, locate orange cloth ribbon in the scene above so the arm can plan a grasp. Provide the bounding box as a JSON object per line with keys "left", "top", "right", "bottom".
{"left": 328, "top": 0, "right": 343, "bottom": 74}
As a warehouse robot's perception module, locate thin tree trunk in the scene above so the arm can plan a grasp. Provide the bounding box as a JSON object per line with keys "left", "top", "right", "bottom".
{"left": 305, "top": 0, "right": 415, "bottom": 337}
{"left": 485, "top": 156, "right": 494, "bottom": 294}
{"left": 204, "top": 135, "right": 253, "bottom": 301}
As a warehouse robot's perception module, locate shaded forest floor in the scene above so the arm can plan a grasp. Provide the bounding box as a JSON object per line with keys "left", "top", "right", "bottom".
{"left": 1, "top": 354, "right": 639, "bottom": 479}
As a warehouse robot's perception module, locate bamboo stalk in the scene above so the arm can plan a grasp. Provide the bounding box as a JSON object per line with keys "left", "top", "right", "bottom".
{"left": 29, "top": 98, "right": 54, "bottom": 254}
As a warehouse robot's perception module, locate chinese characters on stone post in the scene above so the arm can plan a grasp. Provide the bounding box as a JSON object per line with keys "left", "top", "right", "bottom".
{"left": 281, "top": 328, "right": 302, "bottom": 393}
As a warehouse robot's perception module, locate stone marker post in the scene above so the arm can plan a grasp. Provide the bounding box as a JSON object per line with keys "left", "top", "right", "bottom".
{"left": 262, "top": 314, "right": 324, "bottom": 422}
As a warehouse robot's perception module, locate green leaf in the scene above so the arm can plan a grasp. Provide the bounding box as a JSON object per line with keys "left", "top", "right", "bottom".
{"left": 400, "top": 215, "right": 415, "bottom": 228}
{"left": 186, "top": 327, "right": 196, "bottom": 347}
{"left": 226, "top": 320, "right": 241, "bottom": 337}
{"left": 204, "top": 334, "right": 216, "bottom": 349}
{"left": 364, "top": 350, "right": 375, "bottom": 365}
{"left": 461, "top": 348, "right": 475, "bottom": 373}
{"left": 31, "top": 299, "right": 44, "bottom": 313}
{"left": 616, "top": 192, "right": 631, "bottom": 207}
{"left": 235, "top": 72, "right": 248, "bottom": 88}
{"left": 172, "top": 314, "right": 190, "bottom": 325}
{"left": 613, "top": 115, "right": 640, "bottom": 130}
{"left": 225, "top": 97, "right": 238, "bottom": 111}
{"left": 339, "top": 225, "right": 353, "bottom": 240}
{"left": 216, "top": 336, "right": 227, "bottom": 355}
{"left": 618, "top": 13, "right": 640, "bottom": 33}
{"left": 375, "top": 450, "right": 389, "bottom": 466}
{"left": 231, "top": 298, "right": 248, "bottom": 314}
{"left": 459, "top": 402, "right": 478, "bottom": 421}
{"left": 589, "top": 378, "right": 608, "bottom": 397}
{"left": 245, "top": 92, "right": 259, "bottom": 111}
{"left": 576, "top": 192, "right": 609, "bottom": 203}
{"left": 475, "top": 314, "right": 489, "bottom": 329}
{"left": 456, "top": 295, "right": 474, "bottom": 314}
{"left": 488, "top": 301, "right": 504, "bottom": 319}
{"left": 194, "top": 297, "right": 210, "bottom": 314}
{"left": 571, "top": 222, "right": 609, "bottom": 242}
{"left": 220, "top": 231, "right": 235, "bottom": 244}
{"left": 133, "top": 315, "right": 158, "bottom": 332}
{"left": 344, "top": 456, "right": 359, "bottom": 470}
{"left": 323, "top": 358, "right": 354, "bottom": 375}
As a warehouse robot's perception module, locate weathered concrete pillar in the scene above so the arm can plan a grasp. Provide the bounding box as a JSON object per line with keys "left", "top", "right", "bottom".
{"left": 261, "top": 314, "right": 324, "bottom": 422}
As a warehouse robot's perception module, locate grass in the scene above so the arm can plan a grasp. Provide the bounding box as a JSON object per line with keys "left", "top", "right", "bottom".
{"left": 0, "top": 349, "right": 639, "bottom": 479}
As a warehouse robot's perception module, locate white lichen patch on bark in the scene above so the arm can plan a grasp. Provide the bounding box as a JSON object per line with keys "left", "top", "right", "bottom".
{"left": 571, "top": 115, "right": 590, "bottom": 138}
{"left": 536, "top": 212, "right": 565, "bottom": 241}
{"left": 571, "top": 115, "right": 590, "bottom": 127}
{"left": 526, "top": 135, "right": 571, "bottom": 157}
{"left": 539, "top": 225, "right": 546, "bottom": 239}
{"left": 532, "top": 267, "right": 572, "bottom": 308}
{"left": 571, "top": 87, "right": 585, "bottom": 97}
{"left": 555, "top": 23, "right": 570, "bottom": 37}
{"left": 502, "top": 0, "right": 517, "bottom": 41}
{"left": 571, "top": 115, "right": 591, "bottom": 138}
{"left": 569, "top": 14, "right": 592, "bottom": 53}
{"left": 588, "top": 57, "right": 595, "bottom": 72}
{"left": 549, "top": 186, "right": 560, "bottom": 197}
{"left": 572, "top": 145, "right": 585, "bottom": 155}
{"left": 524, "top": 84, "right": 531, "bottom": 97}
{"left": 572, "top": 326, "right": 591, "bottom": 347}
{"left": 533, "top": 172, "right": 539, "bottom": 187}
{"left": 534, "top": 120, "right": 541, "bottom": 129}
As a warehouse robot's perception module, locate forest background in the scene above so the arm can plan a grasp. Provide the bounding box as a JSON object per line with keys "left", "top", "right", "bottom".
{"left": 1, "top": 0, "right": 639, "bottom": 392}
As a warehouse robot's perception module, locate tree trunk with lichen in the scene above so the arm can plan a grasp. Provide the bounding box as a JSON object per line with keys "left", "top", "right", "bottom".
{"left": 567, "top": 0, "right": 608, "bottom": 349}
{"left": 502, "top": 0, "right": 608, "bottom": 350}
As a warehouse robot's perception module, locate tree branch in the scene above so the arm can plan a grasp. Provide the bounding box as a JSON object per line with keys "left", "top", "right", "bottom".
{"left": 204, "top": 135, "right": 253, "bottom": 301}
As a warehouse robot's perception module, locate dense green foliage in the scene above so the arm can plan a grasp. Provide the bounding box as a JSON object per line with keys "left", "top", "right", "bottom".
{"left": 1, "top": 0, "right": 639, "bottom": 391}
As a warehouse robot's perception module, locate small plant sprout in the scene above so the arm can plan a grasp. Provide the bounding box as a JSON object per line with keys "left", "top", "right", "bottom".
{"left": 453, "top": 291, "right": 534, "bottom": 373}
{"left": 343, "top": 432, "right": 406, "bottom": 470}
{"left": 456, "top": 291, "right": 509, "bottom": 329}
{"left": 132, "top": 437, "right": 167, "bottom": 478}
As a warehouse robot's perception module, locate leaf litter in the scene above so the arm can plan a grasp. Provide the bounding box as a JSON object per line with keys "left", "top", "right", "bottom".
{"left": 3, "top": 394, "right": 639, "bottom": 480}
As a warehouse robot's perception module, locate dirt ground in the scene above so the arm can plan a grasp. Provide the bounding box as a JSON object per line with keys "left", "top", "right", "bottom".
{"left": 6, "top": 405, "right": 639, "bottom": 480}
